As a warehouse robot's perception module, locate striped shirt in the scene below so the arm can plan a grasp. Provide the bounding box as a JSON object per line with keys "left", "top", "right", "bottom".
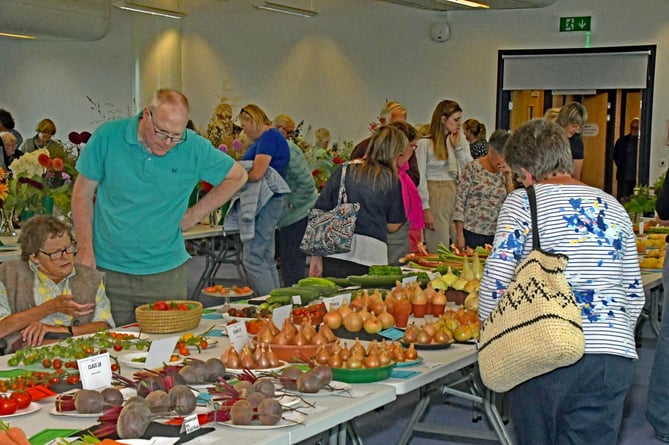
{"left": 479, "top": 184, "right": 644, "bottom": 359}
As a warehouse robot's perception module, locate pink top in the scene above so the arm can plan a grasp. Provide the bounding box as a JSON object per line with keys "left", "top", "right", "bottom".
{"left": 399, "top": 162, "right": 424, "bottom": 230}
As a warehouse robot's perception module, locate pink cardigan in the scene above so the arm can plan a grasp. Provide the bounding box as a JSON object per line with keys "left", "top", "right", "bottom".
{"left": 399, "top": 162, "right": 424, "bottom": 230}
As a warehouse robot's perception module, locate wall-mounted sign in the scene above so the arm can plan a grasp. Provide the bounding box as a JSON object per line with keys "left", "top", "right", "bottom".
{"left": 560, "top": 16, "right": 591, "bottom": 32}
{"left": 582, "top": 123, "right": 599, "bottom": 137}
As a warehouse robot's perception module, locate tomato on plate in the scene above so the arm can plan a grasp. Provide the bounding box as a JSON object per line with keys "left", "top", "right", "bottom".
{"left": 52, "top": 359, "right": 63, "bottom": 370}
{"left": 10, "top": 390, "right": 31, "bottom": 409}
{"left": 0, "top": 395, "right": 18, "bottom": 415}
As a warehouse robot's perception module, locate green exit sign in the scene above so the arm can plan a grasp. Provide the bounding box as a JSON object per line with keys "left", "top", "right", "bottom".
{"left": 560, "top": 16, "right": 591, "bottom": 32}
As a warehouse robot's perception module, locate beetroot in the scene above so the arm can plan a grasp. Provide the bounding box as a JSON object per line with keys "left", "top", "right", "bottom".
{"left": 169, "top": 384, "right": 197, "bottom": 415}
{"left": 74, "top": 389, "right": 105, "bottom": 414}
{"left": 253, "top": 377, "right": 275, "bottom": 399}
{"left": 230, "top": 399, "right": 253, "bottom": 425}
{"left": 117, "top": 400, "right": 152, "bottom": 439}
{"left": 257, "top": 398, "right": 282, "bottom": 425}
{"left": 100, "top": 388, "right": 124, "bottom": 407}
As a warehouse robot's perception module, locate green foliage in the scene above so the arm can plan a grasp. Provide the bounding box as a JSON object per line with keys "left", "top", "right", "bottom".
{"left": 623, "top": 185, "right": 656, "bottom": 216}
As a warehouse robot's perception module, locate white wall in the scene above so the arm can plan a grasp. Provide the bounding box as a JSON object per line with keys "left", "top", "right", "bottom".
{"left": 2, "top": 0, "right": 669, "bottom": 179}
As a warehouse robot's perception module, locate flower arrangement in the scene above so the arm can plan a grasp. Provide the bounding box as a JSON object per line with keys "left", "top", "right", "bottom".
{"left": 292, "top": 121, "right": 353, "bottom": 190}
{"left": 3, "top": 149, "right": 76, "bottom": 217}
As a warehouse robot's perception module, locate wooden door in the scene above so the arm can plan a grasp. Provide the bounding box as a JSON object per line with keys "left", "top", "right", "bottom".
{"left": 581, "top": 93, "right": 608, "bottom": 189}
{"left": 510, "top": 90, "right": 545, "bottom": 130}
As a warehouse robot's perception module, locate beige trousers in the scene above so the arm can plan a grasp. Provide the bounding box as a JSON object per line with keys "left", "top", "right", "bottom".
{"left": 424, "top": 180, "right": 457, "bottom": 253}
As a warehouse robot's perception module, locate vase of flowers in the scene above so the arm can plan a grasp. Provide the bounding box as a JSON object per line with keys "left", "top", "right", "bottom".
{"left": 4, "top": 148, "right": 76, "bottom": 221}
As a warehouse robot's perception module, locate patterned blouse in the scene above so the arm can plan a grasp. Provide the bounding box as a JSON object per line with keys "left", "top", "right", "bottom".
{"left": 479, "top": 184, "right": 644, "bottom": 359}
{"left": 469, "top": 140, "right": 488, "bottom": 159}
{"left": 452, "top": 160, "right": 508, "bottom": 236}
{"left": 0, "top": 262, "right": 115, "bottom": 328}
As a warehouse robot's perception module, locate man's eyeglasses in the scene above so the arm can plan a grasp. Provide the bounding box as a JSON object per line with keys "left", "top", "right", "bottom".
{"left": 39, "top": 243, "right": 77, "bottom": 260}
{"left": 149, "top": 110, "right": 187, "bottom": 144}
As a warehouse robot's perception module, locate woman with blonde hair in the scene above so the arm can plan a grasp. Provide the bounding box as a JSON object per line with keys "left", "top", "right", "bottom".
{"left": 416, "top": 100, "right": 472, "bottom": 252}
{"left": 462, "top": 118, "right": 488, "bottom": 159}
{"left": 314, "top": 128, "right": 330, "bottom": 150}
{"left": 234, "top": 104, "right": 290, "bottom": 295}
{"left": 309, "top": 126, "right": 406, "bottom": 278}
{"left": 21, "top": 118, "right": 61, "bottom": 154}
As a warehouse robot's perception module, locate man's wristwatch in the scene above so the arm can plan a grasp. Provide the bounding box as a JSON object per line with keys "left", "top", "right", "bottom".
{"left": 67, "top": 325, "right": 74, "bottom": 337}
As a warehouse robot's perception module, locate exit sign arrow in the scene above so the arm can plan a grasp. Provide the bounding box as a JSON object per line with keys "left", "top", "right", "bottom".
{"left": 560, "top": 16, "right": 591, "bottom": 32}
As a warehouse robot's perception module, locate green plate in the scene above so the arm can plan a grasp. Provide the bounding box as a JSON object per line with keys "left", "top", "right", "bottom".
{"left": 331, "top": 362, "right": 395, "bottom": 383}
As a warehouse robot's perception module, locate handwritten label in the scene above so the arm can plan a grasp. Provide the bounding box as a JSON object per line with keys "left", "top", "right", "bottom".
{"left": 402, "top": 275, "right": 418, "bottom": 285}
{"left": 272, "top": 305, "right": 292, "bottom": 331}
{"left": 322, "top": 295, "right": 343, "bottom": 310}
{"left": 181, "top": 413, "right": 201, "bottom": 434}
{"left": 145, "top": 336, "right": 179, "bottom": 369}
{"left": 78, "top": 353, "right": 112, "bottom": 390}
{"left": 227, "top": 321, "right": 250, "bottom": 352}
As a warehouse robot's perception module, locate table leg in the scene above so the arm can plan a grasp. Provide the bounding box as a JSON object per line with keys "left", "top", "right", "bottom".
{"left": 650, "top": 285, "right": 663, "bottom": 336}
{"left": 346, "top": 420, "right": 364, "bottom": 445}
{"left": 397, "top": 386, "right": 432, "bottom": 445}
{"left": 189, "top": 237, "right": 218, "bottom": 299}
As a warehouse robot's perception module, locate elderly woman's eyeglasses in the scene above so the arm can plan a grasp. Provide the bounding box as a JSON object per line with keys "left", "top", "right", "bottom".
{"left": 39, "top": 243, "right": 77, "bottom": 260}
{"left": 149, "top": 110, "right": 187, "bottom": 144}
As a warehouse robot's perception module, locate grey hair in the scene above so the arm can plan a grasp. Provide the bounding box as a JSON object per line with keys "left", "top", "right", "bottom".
{"left": 503, "top": 119, "right": 573, "bottom": 181}
{"left": 487, "top": 130, "right": 511, "bottom": 155}
{"left": 556, "top": 102, "right": 588, "bottom": 128}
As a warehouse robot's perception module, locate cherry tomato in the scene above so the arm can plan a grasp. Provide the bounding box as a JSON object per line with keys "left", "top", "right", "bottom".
{"left": 204, "top": 286, "right": 217, "bottom": 293}
{"left": 179, "top": 348, "right": 190, "bottom": 356}
{"left": 49, "top": 376, "right": 61, "bottom": 385}
{"left": 66, "top": 374, "right": 80, "bottom": 385}
{"left": 177, "top": 303, "right": 189, "bottom": 311}
{"left": 42, "top": 358, "right": 52, "bottom": 368}
{"left": 10, "top": 390, "right": 31, "bottom": 409}
{"left": 113, "top": 342, "right": 123, "bottom": 352}
{"left": 199, "top": 340, "right": 208, "bottom": 349}
{"left": 176, "top": 342, "right": 186, "bottom": 350}
{"left": 0, "top": 395, "right": 18, "bottom": 415}
{"left": 52, "top": 359, "right": 63, "bottom": 370}
{"left": 111, "top": 363, "right": 120, "bottom": 372}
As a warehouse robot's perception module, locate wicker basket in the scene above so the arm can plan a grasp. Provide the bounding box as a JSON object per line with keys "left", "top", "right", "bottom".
{"left": 135, "top": 300, "right": 203, "bottom": 334}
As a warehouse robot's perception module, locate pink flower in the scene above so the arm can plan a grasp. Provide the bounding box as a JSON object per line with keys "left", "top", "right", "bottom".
{"left": 232, "top": 139, "right": 242, "bottom": 151}
{"left": 218, "top": 144, "right": 228, "bottom": 153}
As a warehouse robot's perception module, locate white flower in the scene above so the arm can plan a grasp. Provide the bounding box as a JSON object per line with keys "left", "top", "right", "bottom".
{"left": 9, "top": 148, "right": 49, "bottom": 178}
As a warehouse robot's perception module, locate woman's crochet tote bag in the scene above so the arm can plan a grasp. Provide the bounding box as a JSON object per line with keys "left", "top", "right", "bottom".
{"left": 477, "top": 186, "right": 585, "bottom": 393}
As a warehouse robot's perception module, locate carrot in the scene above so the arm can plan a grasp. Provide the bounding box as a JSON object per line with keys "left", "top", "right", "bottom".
{"left": 99, "top": 439, "right": 130, "bottom": 445}
{"left": 0, "top": 431, "right": 17, "bottom": 445}
{"left": 5, "top": 427, "right": 30, "bottom": 445}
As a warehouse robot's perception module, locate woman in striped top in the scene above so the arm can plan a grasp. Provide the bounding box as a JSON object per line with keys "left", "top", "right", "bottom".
{"left": 478, "top": 118, "right": 644, "bottom": 445}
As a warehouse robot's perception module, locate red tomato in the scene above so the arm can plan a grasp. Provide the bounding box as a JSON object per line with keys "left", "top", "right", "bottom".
{"left": 177, "top": 303, "right": 189, "bottom": 311}
{"left": 111, "top": 363, "right": 119, "bottom": 372}
{"left": 66, "top": 374, "right": 80, "bottom": 385}
{"left": 153, "top": 301, "right": 169, "bottom": 311}
{"left": 199, "top": 340, "right": 208, "bottom": 349}
{"left": 10, "top": 390, "right": 31, "bottom": 409}
{"left": 42, "top": 358, "right": 52, "bottom": 368}
{"left": 0, "top": 395, "right": 18, "bottom": 415}
{"left": 52, "top": 359, "right": 63, "bottom": 370}
{"left": 113, "top": 342, "right": 123, "bottom": 352}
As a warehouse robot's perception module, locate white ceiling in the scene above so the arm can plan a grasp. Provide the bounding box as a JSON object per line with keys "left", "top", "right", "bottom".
{"left": 378, "top": 0, "right": 558, "bottom": 11}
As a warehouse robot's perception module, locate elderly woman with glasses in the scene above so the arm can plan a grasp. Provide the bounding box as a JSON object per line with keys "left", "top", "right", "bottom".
{"left": 0, "top": 216, "right": 114, "bottom": 352}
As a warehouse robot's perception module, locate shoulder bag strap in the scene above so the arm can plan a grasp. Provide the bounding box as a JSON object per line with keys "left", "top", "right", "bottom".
{"left": 526, "top": 185, "right": 540, "bottom": 250}
{"left": 338, "top": 162, "right": 349, "bottom": 204}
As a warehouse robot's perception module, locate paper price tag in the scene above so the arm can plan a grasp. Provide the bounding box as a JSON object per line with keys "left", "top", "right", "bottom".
{"left": 181, "top": 413, "right": 201, "bottom": 434}
{"left": 292, "top": 295, "right": 302, "bottom": 305}
{"left": 145, "top": 336, "right": 179, "bottom": 369}
{"left": 322, "top": 295, "right": 343, "bottom": 310}
{"left": 78, "top": 353, "right": 112, "bottom": 390}
{"left": 338, "top": 292, "right": 352, "bottom": 305}
{"left": 402, "top": 275, "right": 418, "bottom": 285}
{"left": 272, "top": 304, "right": 292, "bottom": 330}
{"left": 227, "top": 321, "right": 250, "bottom": 352}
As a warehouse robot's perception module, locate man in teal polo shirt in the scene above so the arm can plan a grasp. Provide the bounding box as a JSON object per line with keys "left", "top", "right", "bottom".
{"left": 72, "top": 89, "right": 247, "bottom": 326}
